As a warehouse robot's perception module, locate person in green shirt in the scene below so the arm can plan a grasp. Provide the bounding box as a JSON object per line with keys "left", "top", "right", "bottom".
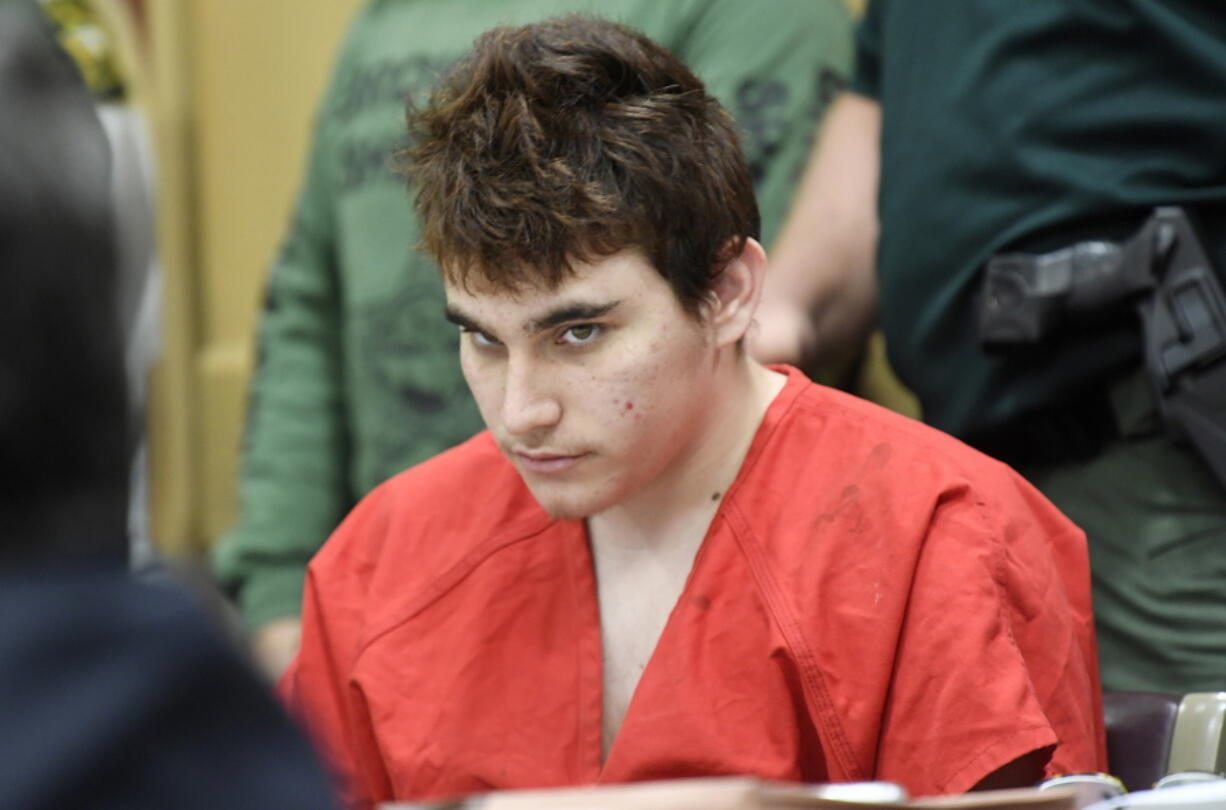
{"left": 213, "top": 0, "right": 853, "bottom": 678}
{"left": 754, "top": 0, "right": 1226, "bottom": 693}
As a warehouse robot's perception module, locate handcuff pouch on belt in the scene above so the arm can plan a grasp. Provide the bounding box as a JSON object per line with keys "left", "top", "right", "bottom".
{"left": 978, "top": 207, "right": 1226, "bottom": 488}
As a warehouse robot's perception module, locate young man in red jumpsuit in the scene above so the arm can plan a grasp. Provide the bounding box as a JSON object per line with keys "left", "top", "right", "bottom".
{"left": 282, "top": 15, "right": 1106, "bottom": 808}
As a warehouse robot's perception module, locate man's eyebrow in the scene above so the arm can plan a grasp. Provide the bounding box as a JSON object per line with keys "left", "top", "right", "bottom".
{"left": 443, "top": 299, "right": 622, "bottom": 336}
{"left": 443, "top": 305, "right": 486, "bottom": 333}
{"left": 529, "top": 300, "right": 622, "bottom": 333}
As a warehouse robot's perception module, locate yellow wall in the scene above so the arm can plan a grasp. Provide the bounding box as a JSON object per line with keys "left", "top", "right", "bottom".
{"left": 148, "top": 0, "right": 362, "bottom": 551}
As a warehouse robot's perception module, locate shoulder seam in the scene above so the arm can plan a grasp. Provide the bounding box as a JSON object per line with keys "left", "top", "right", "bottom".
{"left": 802, "top": 386, "right": 1018, "bottom": 483}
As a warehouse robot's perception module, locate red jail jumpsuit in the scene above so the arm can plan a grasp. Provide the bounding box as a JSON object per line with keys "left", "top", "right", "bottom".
{"left": 283, "top": 367, "right": 1106, "bottom": 808}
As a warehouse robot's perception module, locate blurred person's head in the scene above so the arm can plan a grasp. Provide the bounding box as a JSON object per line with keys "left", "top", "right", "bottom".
{"left": 0, "top": 0, "right": 128, "bottom": 561}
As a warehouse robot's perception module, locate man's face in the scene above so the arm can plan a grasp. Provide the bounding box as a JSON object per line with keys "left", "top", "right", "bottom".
{"left": 444, "top": 250, "right": 719, "bottom": 519}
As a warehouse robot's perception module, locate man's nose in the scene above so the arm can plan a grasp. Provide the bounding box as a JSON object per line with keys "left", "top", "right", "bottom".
{"left": 501, "top": 357, "right": 562, "bottom": 436}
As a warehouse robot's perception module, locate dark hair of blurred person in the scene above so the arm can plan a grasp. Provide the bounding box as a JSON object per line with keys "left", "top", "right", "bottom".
{"left": 0, "top": 3, "right": 337, "bottom": 808}
{"left": 0, "top": 0, "right": 128, "bottom": 563}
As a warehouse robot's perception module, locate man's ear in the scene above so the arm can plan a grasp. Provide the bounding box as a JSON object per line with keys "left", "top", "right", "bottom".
{"left": 707, "top": 237, "right": 767, "bottom": 348}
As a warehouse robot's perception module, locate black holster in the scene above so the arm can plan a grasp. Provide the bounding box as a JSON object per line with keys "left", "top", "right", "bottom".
{"left": 978, "top": 207, "right": 1226, "bottom": 488}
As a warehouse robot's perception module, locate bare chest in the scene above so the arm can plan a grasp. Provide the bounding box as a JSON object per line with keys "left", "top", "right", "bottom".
{"left": 593, "top": 549, "right": 699, "bottom": 760}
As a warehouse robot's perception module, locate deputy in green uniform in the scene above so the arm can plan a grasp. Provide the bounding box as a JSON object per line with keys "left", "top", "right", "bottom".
{"left": 755, "top": 0, "right": 1226, "bottom": 693}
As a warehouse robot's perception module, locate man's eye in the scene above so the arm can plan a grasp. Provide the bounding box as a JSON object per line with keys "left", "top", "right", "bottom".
{"left": 559, "top": 324, "right": 601, "bottom": 345}
{"left": 461, "top": 327, "right": 501, "bottom": 347}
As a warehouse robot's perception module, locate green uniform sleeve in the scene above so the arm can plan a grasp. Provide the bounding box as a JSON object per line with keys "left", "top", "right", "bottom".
{"left": 671, "top": 0, "right": 854, "bottom": 248}
{"left": 210, "top": 15, "right": 368, "bottom": 630}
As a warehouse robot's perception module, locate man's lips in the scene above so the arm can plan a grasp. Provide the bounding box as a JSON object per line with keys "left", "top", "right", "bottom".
{"left": 513, "top": 450, "right": 587, "bottom": 474}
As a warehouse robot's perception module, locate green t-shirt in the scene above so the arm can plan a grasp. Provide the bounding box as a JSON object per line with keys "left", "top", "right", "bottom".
{"left": 213, "top": 0, "right": 854, "bottom": 627}
{"left": 854, "top": 0, "right": 1226, "bottom": 442}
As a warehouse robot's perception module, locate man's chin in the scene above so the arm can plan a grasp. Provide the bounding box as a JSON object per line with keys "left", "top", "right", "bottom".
{"left": 535, "top": 498, "right": 598, "bottom": 521}
{"left": 525, "top": 484, "right": 609, "bottom": 521}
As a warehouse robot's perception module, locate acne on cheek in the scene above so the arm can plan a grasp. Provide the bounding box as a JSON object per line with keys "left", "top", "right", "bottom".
{"left": 614, "top": 399, "right": 636, "bottom": 418}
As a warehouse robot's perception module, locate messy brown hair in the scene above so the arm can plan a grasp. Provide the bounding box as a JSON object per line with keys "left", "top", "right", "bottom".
{"left": 401, "top": 14, "right": 760, "bottom": 317}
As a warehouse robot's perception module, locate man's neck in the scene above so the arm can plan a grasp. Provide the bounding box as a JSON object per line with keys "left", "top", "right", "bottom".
{"left": 585, "top": 358, "right": 786, "bottom": 760}
{"left": 588, "top": 359, "right": 786, "bottom": 550}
